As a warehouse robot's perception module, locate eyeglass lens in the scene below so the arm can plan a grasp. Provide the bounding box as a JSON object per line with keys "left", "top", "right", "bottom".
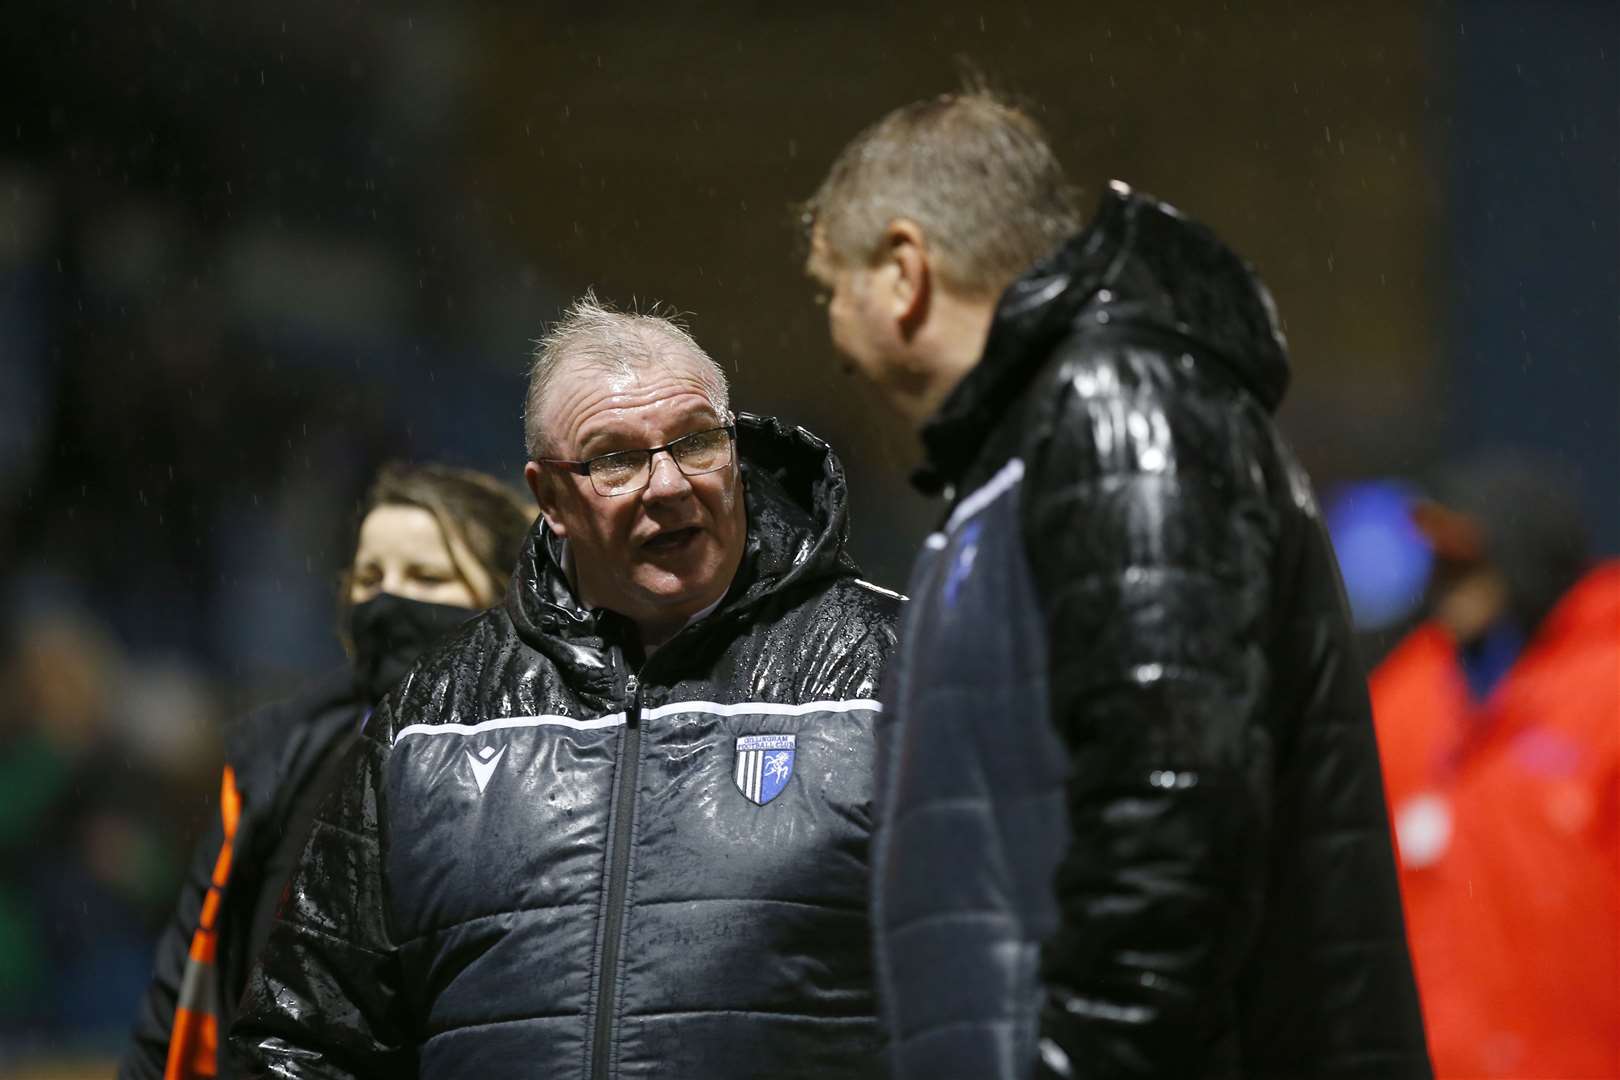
{"left": 588, "top": 427, "right": 733, "bottom": 495}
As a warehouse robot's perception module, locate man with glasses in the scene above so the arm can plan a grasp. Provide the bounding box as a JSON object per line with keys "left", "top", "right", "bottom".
{"left": 234, "top": 293, "right": 900, "bottom": 1079}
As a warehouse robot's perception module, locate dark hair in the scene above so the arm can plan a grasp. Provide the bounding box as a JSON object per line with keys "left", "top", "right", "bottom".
{"left": 804, "top": 90, "right": 1082, "bottom": 297}
{"left": 338, "top": 461, "right": 537, "bottom": 631}
{"left": 1424, "top": 450, "right": 1592, "bottom": 634}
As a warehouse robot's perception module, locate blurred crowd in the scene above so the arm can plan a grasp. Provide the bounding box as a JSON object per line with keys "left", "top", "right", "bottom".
{"left": 0, "top": 165, "right": 417, "bottom": 1062}
{"left": 0, "top": 605, "right": 211, "bottom": 1051}
{"left": 0, "top": 16, "right": 533, "bottom": 1061}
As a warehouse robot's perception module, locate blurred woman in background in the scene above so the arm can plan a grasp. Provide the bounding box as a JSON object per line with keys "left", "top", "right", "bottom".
{"left": 119, "top": 462, "right": 535, "bottom": 1080}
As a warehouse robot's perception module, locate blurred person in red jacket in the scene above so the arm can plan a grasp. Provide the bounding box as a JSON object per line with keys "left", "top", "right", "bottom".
{"left": 1370, "top": 451, "right": 1619, "bottom": 1079}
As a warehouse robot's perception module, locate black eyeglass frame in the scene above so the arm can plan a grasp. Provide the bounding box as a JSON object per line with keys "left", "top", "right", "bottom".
{"left": 536, "top": 423, "right": 738, "bottom": 497}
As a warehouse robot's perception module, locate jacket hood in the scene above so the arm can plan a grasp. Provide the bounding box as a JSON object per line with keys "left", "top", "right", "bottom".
{"left": 917, "top": 181, "right": 1291, "bottom": 494}
{"left": 505, "top": 412, "right": 858, "bottom": 672}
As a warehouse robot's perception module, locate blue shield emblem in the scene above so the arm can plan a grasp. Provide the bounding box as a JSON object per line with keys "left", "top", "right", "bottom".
{"left": 735, "top": 734, "right": 795, "bottom": 805}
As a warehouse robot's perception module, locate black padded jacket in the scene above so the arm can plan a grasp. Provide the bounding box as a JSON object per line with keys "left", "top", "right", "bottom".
{"left": 232, "top": 415, "right": 900, "bottom": 1080}
{"left": 874, "top": 183, "right": 1432, "bottom": 1080}
{"left": 120, "top": 666, "right": 363, "bottom": 1080}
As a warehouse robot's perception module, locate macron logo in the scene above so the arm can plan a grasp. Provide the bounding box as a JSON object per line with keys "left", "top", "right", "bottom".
{"left": 465, "top": 744, "right": 507, "bottom": 793}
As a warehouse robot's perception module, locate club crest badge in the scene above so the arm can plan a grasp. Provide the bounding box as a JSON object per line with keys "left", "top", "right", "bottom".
{"left": 734, "top": 734, "right": 796, "bottom": 806}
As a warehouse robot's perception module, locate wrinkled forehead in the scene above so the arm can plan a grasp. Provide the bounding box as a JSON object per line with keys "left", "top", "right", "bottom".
{"left": 545, "top": 348, "right": 724, "bottom": 446}
{"left": 355, "top": 504, "right": 451, "bottom": 566}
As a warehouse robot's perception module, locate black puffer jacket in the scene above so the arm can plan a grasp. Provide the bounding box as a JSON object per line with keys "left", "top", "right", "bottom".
{"left": 121, "top": 666, "right": 364, "bottom": 1080}
{"left": 233, "top": 415, "right": 900, "bottom": 1079}
{"left": 875, "top": 183, "right": 1431, "bottom": 1079}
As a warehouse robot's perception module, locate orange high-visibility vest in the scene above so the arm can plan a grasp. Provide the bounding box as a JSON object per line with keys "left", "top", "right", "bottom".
{"left": 163, "top": 765, "right": 242, "bottom": 1079}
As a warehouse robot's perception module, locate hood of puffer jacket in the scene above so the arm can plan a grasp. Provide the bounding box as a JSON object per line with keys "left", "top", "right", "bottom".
{"left": 917, "top": 180, "right": 1292, "bottom": 494}
{"left": 505, "top": 412, "right": 860, "bottom": 685}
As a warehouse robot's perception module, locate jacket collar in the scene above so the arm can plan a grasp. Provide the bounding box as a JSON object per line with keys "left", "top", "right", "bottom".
{"left": 915, "top": 181, "right": 1291, "bottom": 495}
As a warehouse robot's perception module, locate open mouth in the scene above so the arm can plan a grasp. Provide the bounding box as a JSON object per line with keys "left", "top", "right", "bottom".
{"left": 642, "top": 526, "right": 701, "bottom": 554}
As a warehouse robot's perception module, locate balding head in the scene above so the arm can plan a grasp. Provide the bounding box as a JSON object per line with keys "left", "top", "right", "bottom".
{"left": 524, "top": 292, "right": 731, "bottom": 460}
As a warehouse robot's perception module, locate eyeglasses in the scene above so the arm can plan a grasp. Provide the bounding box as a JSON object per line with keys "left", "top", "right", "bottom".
{"left": 538, "top": 424, "right": 737, "bottom": 497}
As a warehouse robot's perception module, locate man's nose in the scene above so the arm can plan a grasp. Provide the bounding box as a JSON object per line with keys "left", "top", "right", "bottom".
{"left": 642, "top": 449, "right": 693, "bottom": 500}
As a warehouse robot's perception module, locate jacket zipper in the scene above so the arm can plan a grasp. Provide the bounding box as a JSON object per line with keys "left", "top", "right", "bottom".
{"left": 591, "top": 669, "right": 642, "bottom": 1080}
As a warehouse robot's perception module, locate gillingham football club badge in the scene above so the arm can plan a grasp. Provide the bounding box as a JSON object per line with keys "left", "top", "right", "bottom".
{"left": 734, "top": 734, "right": 795, "bottom": 805}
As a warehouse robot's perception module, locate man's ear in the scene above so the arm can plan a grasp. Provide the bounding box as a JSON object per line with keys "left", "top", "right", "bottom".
{"left": 883, "top": 218, "right": 931, "bottom": 340}
{"left": 523, "top": 461, "right": 568, "bottom": 539}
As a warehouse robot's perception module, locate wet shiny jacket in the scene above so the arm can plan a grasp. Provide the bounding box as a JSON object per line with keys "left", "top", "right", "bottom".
{"left": 232, "top": 415, "right": 899, "bottom": 1080}
{"left": 876, "top": 183, "right": 1431, "bottom": 1079}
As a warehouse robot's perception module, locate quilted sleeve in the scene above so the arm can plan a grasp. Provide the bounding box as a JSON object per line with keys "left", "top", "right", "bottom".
{"left": 1021, "top": 340, "right": 1277, "bottom": 1077}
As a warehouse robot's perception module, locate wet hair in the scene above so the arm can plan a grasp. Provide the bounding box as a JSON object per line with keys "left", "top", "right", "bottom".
{"left": 524, "top": 290, "right": 731, "bottom": 460}
{"left": 804, "top": 90, "right": 1083, "bottom": 298}
{"left": 339, "top": 461, "right": 538, "bottom": 628}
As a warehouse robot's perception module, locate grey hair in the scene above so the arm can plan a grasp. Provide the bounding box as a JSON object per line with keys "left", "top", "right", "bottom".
{"left": 804, "top": 90, "right": 1082, "bottom": 298}
{"left": 524, "top": 291, "right": 731, "bottom": 460}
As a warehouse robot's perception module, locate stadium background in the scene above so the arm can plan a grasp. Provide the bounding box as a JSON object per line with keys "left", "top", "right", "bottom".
{"left": 0, "top": 2, "right": 1613, "bottom": 1072}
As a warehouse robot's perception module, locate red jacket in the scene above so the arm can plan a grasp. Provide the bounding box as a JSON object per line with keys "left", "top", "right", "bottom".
{"left": 1371, "top": 562, "right": 1620, "bottom": 1079}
